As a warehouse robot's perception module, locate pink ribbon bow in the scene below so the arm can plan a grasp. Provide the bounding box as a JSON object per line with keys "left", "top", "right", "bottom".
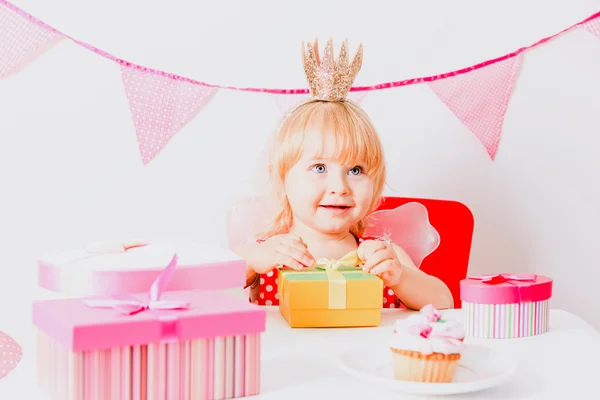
{"left": 470, "top": 273, "right": 537, "bottom": 285}
{"left": 83, "top": 254, "right": 190, "bottom": 315}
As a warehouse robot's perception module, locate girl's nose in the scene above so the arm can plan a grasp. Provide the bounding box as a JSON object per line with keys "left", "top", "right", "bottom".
{"left": 326, "top": 171, "right": 350, "bottom": 195}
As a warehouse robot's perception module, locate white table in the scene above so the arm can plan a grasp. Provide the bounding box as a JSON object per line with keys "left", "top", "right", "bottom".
{"left": 1, "top": 308, "right": 599, "bottom": 399}
{"left": 257, "top": 308, "right": 600, "bottom": 399}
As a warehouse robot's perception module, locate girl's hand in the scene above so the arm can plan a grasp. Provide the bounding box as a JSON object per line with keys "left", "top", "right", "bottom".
{"left": 357, "top": 239, "right": 403, "bottom": 288}
{"left": 249, "top": 234, "right": 315, "bottom": 274}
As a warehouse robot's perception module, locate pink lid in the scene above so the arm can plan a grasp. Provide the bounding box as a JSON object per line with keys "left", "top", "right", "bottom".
{"left": 37, "top": 241, "right": 246, "bottom": 296}
{"left": 33, "top": 290, "right": 266, "bottom": 352}
{"left": 460, "top": 273, "right": 553, "bottom": 304}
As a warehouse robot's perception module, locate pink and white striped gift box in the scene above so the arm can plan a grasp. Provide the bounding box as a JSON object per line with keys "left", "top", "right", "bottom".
{"left": 33, "top": 290, "right": 266, "bottom": 400}
{"left": 460, "top": 273, "right": 553, "bottom": 339}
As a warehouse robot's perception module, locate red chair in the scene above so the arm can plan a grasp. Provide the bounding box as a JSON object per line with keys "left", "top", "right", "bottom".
{"left": 374, "top": 197, "right": 474, "bottom": 308}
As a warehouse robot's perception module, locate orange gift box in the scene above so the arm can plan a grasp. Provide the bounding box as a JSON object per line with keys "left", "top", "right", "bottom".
{"left": 277, "top": 261, "right": 383, "bottom": 328}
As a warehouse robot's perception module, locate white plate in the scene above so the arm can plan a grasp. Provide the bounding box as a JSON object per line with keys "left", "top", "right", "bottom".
{"left": 338, "top": 344, "right": 516, "bottom": 396}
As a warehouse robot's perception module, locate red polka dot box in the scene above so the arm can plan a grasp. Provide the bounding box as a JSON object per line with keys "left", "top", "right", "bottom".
{"left": 37, "top": 240, "right": 247, "bottom": 297}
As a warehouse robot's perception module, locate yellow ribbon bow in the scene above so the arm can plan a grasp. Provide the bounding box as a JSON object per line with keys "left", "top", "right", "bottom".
{"left": 315, "top": 250, "right": 362, "bottom": 271}
{"left": 313, "top": 250, "right": 362, "bottom": 309}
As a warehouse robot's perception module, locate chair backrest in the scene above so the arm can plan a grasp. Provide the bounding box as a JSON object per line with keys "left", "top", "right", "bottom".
{"left": 226, "top": 196, "right": 474, "bottom": 309}
{"left": 375, "top": 197, "right": 474, "bottom": 308}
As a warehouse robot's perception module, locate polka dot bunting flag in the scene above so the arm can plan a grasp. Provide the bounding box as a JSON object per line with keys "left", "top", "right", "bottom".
{"left": 121, "top": 65, "right": 219, "bottom": 165}
{"left": 0, "top": 331, "right": 23, "bottom": 380}
{"left": 583, "top": 18, "right": 600, "bottom": 39}
{"left": 428, "top": 56, "right": 522, "bottom": 160}
{"left": 0, "top": 4, "right": 63, "bottom": 79}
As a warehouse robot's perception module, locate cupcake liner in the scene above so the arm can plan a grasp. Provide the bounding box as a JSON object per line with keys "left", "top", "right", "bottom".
{"left": 390, "top": 348, "right": 460, "bottom": 383}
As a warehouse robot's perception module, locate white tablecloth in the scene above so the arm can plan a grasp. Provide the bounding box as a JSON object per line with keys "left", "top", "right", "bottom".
{"left": 1, "top": 308, "right": 599, "bottom": 399}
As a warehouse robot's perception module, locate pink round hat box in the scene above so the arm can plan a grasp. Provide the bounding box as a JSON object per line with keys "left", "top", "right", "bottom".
{"left": 460, "top": 273, "right": 553, "bottom": 339}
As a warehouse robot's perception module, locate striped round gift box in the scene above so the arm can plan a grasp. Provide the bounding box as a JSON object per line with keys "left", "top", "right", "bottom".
{"left": 463, "top": 300, "right": 549, "bottom": 338}
{"left": 460, "top": 274, "right": 553, "bottom": 339}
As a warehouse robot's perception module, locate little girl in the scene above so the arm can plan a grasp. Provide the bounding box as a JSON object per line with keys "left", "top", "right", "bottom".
{"left": 235, "top": 38, "right": 453, "bottom": 310}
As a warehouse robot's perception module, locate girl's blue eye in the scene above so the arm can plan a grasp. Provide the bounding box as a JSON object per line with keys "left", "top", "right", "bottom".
{"left": 349, "top": 166, "right": 363, "bottom": 175}
{"left": 311, "top": 164, "right": 326, "bottom": 173}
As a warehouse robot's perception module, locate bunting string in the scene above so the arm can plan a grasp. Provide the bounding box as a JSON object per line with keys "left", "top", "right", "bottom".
{"left": 1, "top": 0, "right": 600, "bottom": 163}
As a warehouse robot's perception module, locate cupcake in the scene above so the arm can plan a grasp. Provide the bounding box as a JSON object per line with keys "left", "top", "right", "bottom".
{"left": 389, "top": 304, "right": 465, "bottom": 382}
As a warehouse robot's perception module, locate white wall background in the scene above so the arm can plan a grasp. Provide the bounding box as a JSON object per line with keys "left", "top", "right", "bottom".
{"left": 1, "top": 0, "right": 599, "bottom": 347}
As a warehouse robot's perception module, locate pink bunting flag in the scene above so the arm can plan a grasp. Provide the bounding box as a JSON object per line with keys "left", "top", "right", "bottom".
{"left": 428, "top": 56, "right": 522, "bottom": 159}
{"left": 582, "top": 16, "right": 600, "bottom": 39}
{"left": 121, "top": 65, "right": 219, "bottom": 164}
{"left": 272, "top": 90, "right": 368, "bottom": 116}
{"left": 0, "top": 2, "right": 63, "bottom": 79}
{"left": 0, "top": 331, "right": 22, "bottom": 379}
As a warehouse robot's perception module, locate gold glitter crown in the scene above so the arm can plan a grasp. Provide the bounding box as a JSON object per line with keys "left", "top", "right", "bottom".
{"left": 302, "top": 38, "right": 363, "bottom": 102}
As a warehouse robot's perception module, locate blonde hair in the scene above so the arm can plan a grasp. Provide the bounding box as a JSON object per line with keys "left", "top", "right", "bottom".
{"left": 260, "top": 99, "right": 386, "bottom": 238}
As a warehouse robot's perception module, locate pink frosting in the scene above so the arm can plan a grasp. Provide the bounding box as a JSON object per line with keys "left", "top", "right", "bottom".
{"left": 404, "top": 304, "right": 465, "bottom": 341}
{"left": 389, "top": 305, "right": 465, "bottom": 354}
{"left": 420, "top": 304, "right": 442, "bottom": 322}
{"left": 408, "top": 322, "right": 433, "bottom": 338}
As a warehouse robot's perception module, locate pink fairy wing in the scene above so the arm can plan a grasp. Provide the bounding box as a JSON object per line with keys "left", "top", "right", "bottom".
{"left": 364, "top": 202, "right": 440, "bottom": 268}
{"left": 0, "top": 331, "right": 23, "bottom": 379}
{"left": 226, "top": 196, "right": 272, "bottom": 249}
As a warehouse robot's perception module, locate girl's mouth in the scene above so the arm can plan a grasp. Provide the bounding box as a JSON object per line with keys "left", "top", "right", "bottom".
{"left": 319, "top": 205, "right": 352, "bottom": 214}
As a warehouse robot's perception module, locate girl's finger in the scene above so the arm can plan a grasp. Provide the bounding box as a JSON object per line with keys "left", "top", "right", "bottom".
{"left": 286, "top": 234, "right": 306, "bottom": 247}
{"left": 362, "top": 247, "right": 393, "bottom": 273}
{"left": 275, "top": 251, "right": 305, "bottom": 270}
{"left": 283, "top": 237, "right": 309, "bottom": 251}
{"left": 358, "top": 239, "right": 387, "bottom": 261}
{"left": 370, "top": 259, "right": 395, "bottom": 276}
{"left": 280, "top": 244, "right": 314, "bottom": 267}
{"left": 287, "top": 240, "right": 315, "bottom": 263}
